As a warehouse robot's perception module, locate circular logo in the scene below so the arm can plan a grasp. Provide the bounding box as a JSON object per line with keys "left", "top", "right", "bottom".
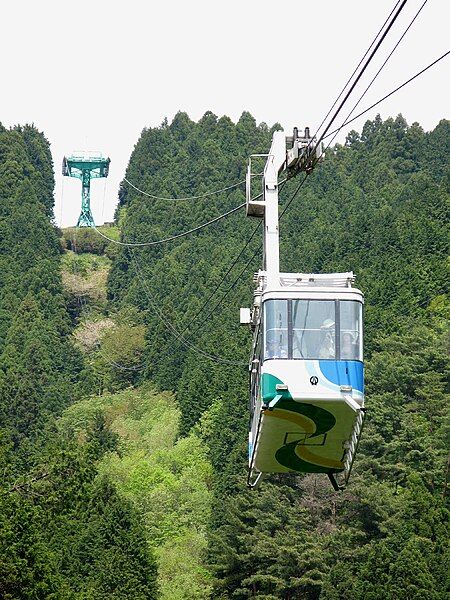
{"left": 310, "top": 376, "right": 319, "bottom": 386}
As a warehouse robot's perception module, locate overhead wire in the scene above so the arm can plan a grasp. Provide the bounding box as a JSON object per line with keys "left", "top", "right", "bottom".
{"left": 92, "top": 175, "right": 277, "bottom": 248}
{"left": 183, "top": 179, "right": 306, "bottom": 341}
{"left": 90, "top": 170, "right": 283, "bottom": 359}
{"left": 279, "top": 4, "right": 432, "bottom": 226}
{"left": 322, "top": 0, "right": 429, "bottom": 150}
{"left": 92, "top": 202, "right": 245, "bottom": 247}
{"left": 322, "top": 49, "right": 450, "bottom": 141}
{"left": 176, "top": 222, "right": 261, "bottom": 338}
{"left": 314, "top": 0, "right": 408, "bottom": 149}
{"left": 123, "top": 176, "right": 247, "bottom": 201}
{"left": 89, "top": 173, "right": 277, "bottom": 367}
{"left": 177, "top": 179, "right": 287, "bottom": 338}
{"left": 123, "top": 180, "right": 285, "bottom": 367}
{"left": 129, "top": 247, "right": 247, "bottom": 366}
{"left": 312, "top": 0, "right": 403, "bottom": 140}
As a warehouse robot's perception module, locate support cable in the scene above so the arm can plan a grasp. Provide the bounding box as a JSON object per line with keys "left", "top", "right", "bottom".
{"left": 315, "top": 0, "right": 408, "bottom": 148}
{"left": 312, "top": 0, "right": 403, "bottom": 140}
{"left": 177, "top": 179, "right": 287, "bottom": 337}
{"left": 177, "top": 222, "right": 260, "bottom": 338}
{"left": 186, "top": 178, "right": 307, "bottom": 339}
{"left": 123, "top": 180, "right": 285, "bottom": 364}
{"left": 93, "top": 202, "right": 245, "bottom": 247}
{"left": 123, "top": 176, "right": 247, "bottom": 201}
{"left": 322, "top": 50, "right": 450, "bottom": 141}
{"left": 322, "top": 0, "right": 428, "bottom": 149}
{"left": 280, "top": 56, "right": 447, "bottom": 222}
{"left": 129, "top": 248, "right": 247, "bottom": 366}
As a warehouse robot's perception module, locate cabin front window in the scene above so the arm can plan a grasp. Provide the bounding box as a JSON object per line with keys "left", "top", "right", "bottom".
{"left": 263, "top": 299, "right": 363, "bottom": 361}
{"left": 292, "top": 300, "right": 336, "bottom": 359}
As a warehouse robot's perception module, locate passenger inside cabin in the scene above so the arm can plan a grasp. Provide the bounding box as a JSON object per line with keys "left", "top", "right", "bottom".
{"left": 318, "top": 319, "right": 335, "bottom": 359}
{"left": 341, "top": 332, "right": 358, "bottom": 360}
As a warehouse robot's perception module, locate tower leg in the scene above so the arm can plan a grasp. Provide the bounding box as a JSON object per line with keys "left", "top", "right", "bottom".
{"left": 77, "top": 170, "right": 94, "bottom": 227}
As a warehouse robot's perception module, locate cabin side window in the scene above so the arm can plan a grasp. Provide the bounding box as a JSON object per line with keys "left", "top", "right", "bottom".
{"left": 264, "top": 299, "right": 288, "bottom": 359}
{"left": 340, "top": 300, "right": 363, "bottom": 361}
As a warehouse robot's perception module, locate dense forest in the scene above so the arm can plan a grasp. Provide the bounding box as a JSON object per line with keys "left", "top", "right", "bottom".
{"left": 0, "top": 113, "right": 448, "bottom": 599}
{"left": 0, "top": 125, "right": 158, "bottom": 598}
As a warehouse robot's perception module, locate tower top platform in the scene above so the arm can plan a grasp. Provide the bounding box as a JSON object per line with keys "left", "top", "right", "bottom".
{"left": 62, "top": 154, "right": 110, "bottom": 179}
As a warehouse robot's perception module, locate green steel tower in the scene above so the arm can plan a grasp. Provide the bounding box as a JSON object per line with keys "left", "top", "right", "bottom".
{"left": 62, "top": 153, "right": 110, "bottom": 227}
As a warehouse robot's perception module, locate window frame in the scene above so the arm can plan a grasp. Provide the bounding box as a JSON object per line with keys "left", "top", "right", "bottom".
{"left": 262, "top": 298, "right": 363, "bottom": 362}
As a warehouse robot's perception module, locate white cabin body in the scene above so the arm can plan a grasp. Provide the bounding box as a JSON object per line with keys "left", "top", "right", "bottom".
{"left": 248, "top": 271, "right": 365, "bottom": 487}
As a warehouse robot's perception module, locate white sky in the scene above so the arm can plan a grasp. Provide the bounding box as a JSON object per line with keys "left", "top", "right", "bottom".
{"left": 1, "top": 0, "right": 448, "bottom": 227}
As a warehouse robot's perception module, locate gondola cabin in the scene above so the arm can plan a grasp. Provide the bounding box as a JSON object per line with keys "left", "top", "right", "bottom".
{"left": 244, "top": 128, "right": 365, "bottom": 489}
{"left": 245, "top": 271, "right": 365, "bottom": 490}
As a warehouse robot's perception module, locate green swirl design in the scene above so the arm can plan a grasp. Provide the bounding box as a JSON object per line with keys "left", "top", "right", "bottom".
{"left": 261, "top": 373, "right": 340, "bottom": 473}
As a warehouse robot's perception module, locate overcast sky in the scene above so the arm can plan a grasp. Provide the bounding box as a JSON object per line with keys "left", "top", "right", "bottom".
{"left": 1, "top": 0, "right": 448, "bottom": 227}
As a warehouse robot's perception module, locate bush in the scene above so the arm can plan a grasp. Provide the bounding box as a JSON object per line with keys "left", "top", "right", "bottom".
{"left": 61, "top": 227, "right": 110, "bottom": 255}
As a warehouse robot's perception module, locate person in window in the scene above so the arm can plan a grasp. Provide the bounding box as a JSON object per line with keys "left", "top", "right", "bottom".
{"left": 341, "top": 332, "right": 357, "bottom": 360}
{"left": 318, "top": 319, "right": 335, "bottom": 359}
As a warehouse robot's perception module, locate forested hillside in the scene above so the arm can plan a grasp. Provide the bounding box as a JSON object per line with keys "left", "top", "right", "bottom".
{"left": 0, "top": 114, "right": 448, "bottom": 599}
{"left": 108, "top": 112, "right": 449, "bottom": 599}
{"left": 0, "top": 125, "right": 158, "bottom": 599}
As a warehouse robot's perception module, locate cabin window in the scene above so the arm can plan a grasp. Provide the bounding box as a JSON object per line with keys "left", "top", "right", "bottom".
{"left": 264, "top": 299, "right": 288, "bottom": 359}
{"left": 340, "top": 300, "right": 363, "bottom": 361}
{"left": 292, "top": 300, "right": 336, "bottom": 359}
{"left": 263, "top": 299, "right": 363, "bottom": 361}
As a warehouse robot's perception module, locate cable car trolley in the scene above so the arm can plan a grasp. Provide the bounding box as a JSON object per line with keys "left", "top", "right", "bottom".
{"left": 242, "top": 129, "right": 365, "bottom": 491}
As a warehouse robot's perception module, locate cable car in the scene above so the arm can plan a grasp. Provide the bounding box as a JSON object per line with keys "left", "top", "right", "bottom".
{"left": 245, "top": 271, "right": 365, "bottom": 489}
{"left": 243, "top": 129, "right": 365, "bottom": 490}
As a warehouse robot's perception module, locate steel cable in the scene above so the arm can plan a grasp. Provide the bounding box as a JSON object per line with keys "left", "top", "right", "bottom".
{"left": 123, "top": 176, "right": 247, "bottom": 201}
{"left": 92, "top": 202, "right": 245, "bottom": 247}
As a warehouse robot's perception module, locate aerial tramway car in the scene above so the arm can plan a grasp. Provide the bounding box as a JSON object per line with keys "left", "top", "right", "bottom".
{"left": 242, "top": 129, "right": 365, "bottom": 490}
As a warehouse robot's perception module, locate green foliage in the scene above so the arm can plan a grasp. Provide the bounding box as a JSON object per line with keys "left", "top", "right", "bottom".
{"left": 60, "top": 384, "right": 214, "bottom": 599}
{"left": 1, "top": 113, "right": 449, "bottom": 598}
{"left": 107, "top": 113, "right": 449, "bottom": 598}
{"left": 61, "top": 226, "right": 114, "bottom": 255}
{"left": 210, "top": 482, "right": 329, "bottom": 599}
{"left": 90, "top": 322, "right": 147, "bottom": 390}
{"left": 358, "top": 322, "right": 449, "bottom": 487}
{"left": 0, "top": 124, "right": 159, "bottom": 599}
{"left": 0, "top": 433, "right": 158, "bottom": 599}
{"left": 0, "top": 294, "right": 82, "bottom": 446}
{"left": 62, "top": 251, "right": 111, "bottom": 321}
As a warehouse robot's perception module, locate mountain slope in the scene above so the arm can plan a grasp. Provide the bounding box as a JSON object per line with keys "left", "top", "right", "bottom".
{"left": 108, "top": 112, "right": 449, "bottom": 599}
